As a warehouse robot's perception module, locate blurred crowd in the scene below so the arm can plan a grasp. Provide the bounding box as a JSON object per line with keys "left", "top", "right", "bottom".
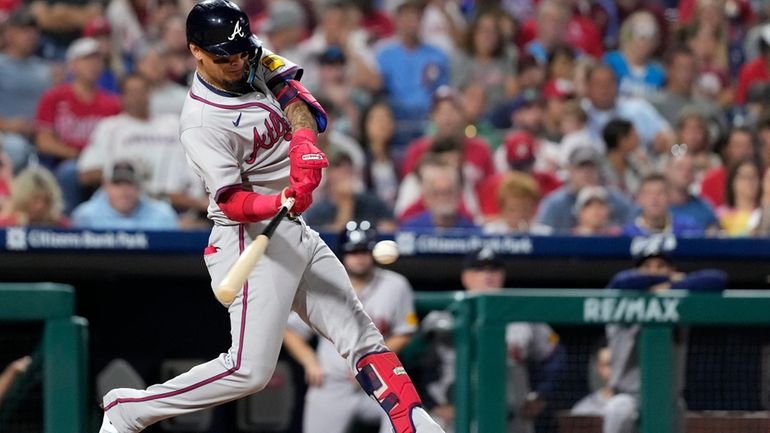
{"left": 2, "top": 0, "right": 770, "bottom": 236}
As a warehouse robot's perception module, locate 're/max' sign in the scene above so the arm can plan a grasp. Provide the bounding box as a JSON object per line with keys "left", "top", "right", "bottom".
{"left": 583, "top": 297, "right": 680, "bottom": 323}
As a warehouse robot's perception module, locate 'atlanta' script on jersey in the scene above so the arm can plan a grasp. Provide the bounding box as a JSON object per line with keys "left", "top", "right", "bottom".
{"left": 583, "top": 297, "right": 680, "bottom": 323}
{"left": 247, "top": 109, "right": 291, "bottom": 163}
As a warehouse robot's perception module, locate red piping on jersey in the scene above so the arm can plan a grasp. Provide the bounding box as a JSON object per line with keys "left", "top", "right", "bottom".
{"left": 189, "top": 91, "right": 280, "bottom": 112}
{"left": 214, "top": 183, "right": 242, "bottom": 203}
{"left": 103, "top": 225, "right": 250, "bottom": 412}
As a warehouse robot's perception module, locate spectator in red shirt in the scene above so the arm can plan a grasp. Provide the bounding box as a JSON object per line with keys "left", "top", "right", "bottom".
{"left": 0, "top": 166, "right": 68, "bottom": 227}
{"left": 34, "top": 37, "right": 121, "bottom": 213}
{"left": 400, "top": 86, "right": 495, "bottom": 190}
{"left": 700, "top": 126, "right": 757, "bottom": 207}
{"left": 736, "top": 24, "right": 770, "bottom": 104}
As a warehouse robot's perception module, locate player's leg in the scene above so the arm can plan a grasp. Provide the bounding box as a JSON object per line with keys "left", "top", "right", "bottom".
{"left": 102, "top": 222, "right": 308, "bottom": 433}
{"left": 353, "top": 391, "right": 391, "bottom": 433}
{"left": 302, "top": 380, "right": 358, "bottom": 433}
{"left": 603, "top": 393, "right": 638, "bottom": 433}
{"left": 293, "top": 228, "right": 445, "bottom": 433}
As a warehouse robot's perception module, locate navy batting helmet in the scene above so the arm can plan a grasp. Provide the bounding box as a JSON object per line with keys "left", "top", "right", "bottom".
{"left": 339, "top": 220, "right": 377, "bottom": 254}
{"left": 186, "top": 0, "right": 261, "bottom": 57}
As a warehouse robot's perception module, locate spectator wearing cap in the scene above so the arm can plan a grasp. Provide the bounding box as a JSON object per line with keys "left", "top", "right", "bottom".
{"left": 450, "top": 8, "right": 517, "bottom": 109}
{"left": 77, "top": 74, "right": 205, "bottom": 223}
{"left": 400, "top": 86, "right": 494, "bottom": 215}
{"left": 700, "top": 126, "right": 757, "bottom": 208}
{"left": 477, "top": 131, "right": 560, "bottom": 221}
{"left": 650, "top": 46, "right": 725, "bottom": 136}
{"left": 71, "top": 160, "right": 177, "bottom": 230}
{"left": 604, "top": 248, "right": 726, "bottom": 433}
{"left": 535, "top": 146, "right": 633, "bottom": 234}
{"left": 314, "top": 45, "right": 362, "bottom": 137}
{"left": 35, "top": 37, "right": 121, "bottom": 214}
{"left": 489, "top": 86, "right": 545, "bottom": 133}
{"left": 665, "top": 153, "right": 720, "bottom": 234}
{"left": 0, "top": 8, "right": 54, "bottom": 172}
{"left": 482, "top": 171, "right": 547, "bottom": 234}
{"left": 416, "top": 246, "right": 566, "bottom": 433}
{"left": 602, "top": 11, "right": 665, "bottom": 101}
{"left": 375, "top": 0, "right": 449, "bottom": 149}
{"left": 133, "top": 43, "right": 188, "bottom": 117}
{"left": 400, "top": 154, "right": 479, "bottom": 232}
{"left": 541, "top": 78, "right": 576, "bottom": 143}
{"left": 0, "top": 166, "right": 68, "bottom": 227}
{"left": 623, "top": 173, "right": 702, "bottom": 237}
{"left": 735, "top": 24, "right": 770, "bottom": 105}
{"left": 581, "top": 64, "right": 674, "bottom": 157}
{"left": 571, "top": 186, "right": 621, "bottom": 236}
{"left": 602, "top": 118, "right": 650, "bottom": 195}
{"left": 303, "top": 152, "right": 395, "bottom": 233}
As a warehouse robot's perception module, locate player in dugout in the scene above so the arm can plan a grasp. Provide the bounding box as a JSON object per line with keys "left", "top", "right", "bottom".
{"left": 603, "top": 243, "right": 727, "bottom": 433}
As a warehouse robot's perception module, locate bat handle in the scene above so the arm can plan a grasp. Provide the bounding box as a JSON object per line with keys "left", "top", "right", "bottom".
{"left": 263, "top": 197, "right": 294, "bottom": 238}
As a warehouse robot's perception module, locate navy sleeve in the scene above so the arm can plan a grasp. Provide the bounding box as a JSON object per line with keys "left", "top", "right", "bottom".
{"left": 534, "top": 344, "right": 567, "bottom": 399}
{"left": 669, "top": 269, "right": 728, "bottom": 292}
{"left": 606, "top": 269, "right": 670, "bottom": 290}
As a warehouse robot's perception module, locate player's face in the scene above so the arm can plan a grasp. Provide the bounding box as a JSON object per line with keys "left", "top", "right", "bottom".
{"left": 343, "top": 250, "right": 374, "bottom": 278}
{"left": 461, "top": 267, "right": 505, "bottom": 292}
{"left": 637, "top": 257, "right": 674, "bottom": 275}
{"left": 190, "top": 44, "right": 249, "bottom": 91}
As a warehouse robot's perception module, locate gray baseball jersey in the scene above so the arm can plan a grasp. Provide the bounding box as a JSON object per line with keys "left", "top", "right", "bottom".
{"left": 288, "top": 268, "right": 418, "bottom": 433}
{"left": 506, "top": 323, "right": 559, "bottom": 433}
{"left": 101, "top": 49, "right": 390, "bottom": 433}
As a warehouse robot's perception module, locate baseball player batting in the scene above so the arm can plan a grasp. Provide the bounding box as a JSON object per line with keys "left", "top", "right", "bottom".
{"left": 99, "top": 1, "right": 446, "bottom": 432}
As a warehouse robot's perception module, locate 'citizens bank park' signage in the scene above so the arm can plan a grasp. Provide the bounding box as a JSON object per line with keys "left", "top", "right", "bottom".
{"left": 395, "top": 232, "right": 534, "bottom": 256}
{"left": 583, "top": 297, "right": 680, "bottom": 323}
{"left": 5, "top": 228, "right": 149, "bottom": 251}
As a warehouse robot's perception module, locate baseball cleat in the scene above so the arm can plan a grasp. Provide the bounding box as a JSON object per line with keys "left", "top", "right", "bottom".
{"left": 99, "top": 413, "right": 118, "bottom": 433}
{"left": 411, "top": 407, "right": 446, "bottom": 433}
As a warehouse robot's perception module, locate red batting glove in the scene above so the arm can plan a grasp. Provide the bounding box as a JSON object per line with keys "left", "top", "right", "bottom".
{"left": 285, "top": 186, "right": 313, "bottom": 214}
{"left": 289, "top": 128, "right": 327, "bottom": 191}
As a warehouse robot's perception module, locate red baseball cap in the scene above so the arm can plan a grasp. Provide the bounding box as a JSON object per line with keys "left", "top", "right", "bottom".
{"left": 542, "top": 79, "right": 575, "bottom": 100}
{"left": 504, "top": 131, "right": 537, "bottom": 167}
{"left": 82, "top": 16, "right": 111, "bottom": 37}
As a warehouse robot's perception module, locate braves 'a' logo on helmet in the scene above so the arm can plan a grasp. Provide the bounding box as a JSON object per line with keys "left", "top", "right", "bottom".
{"left": 228, "top": 20, "right": 244, "bottom": 41}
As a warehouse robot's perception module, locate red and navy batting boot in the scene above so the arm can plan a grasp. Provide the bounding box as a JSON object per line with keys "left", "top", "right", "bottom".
{"left": 355, "top": 351, "right": 445, "bottom": 433}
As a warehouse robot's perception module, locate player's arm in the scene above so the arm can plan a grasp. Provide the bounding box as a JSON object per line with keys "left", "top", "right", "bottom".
{"left": 282, "top": 329, "right": 324, "bottom": 387}
{"left": 0, "top": 356, "right": 31, "bottom": 406}
{"left": 285, "top": 102, "right": 318, "bottom": 134}
{"left": 384, "top": 333, "right": 413, "bottom": 354}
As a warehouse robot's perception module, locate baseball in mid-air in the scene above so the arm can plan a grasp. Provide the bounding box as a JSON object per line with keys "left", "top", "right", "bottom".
{"left": 372, "top": 240, "right": 399, "bottom": 265}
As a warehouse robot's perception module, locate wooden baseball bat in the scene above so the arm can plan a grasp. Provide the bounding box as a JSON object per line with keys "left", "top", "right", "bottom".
{"left": 214, "top": 197, "right": 295, "bottom": 305}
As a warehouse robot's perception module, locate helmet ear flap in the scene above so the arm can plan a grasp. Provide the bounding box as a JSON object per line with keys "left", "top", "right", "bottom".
{"left": 244, "top": 45, "right": 263, "bottom": 89}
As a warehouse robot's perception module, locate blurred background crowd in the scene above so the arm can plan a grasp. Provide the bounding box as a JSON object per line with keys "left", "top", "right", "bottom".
{"left": 2, "top": 0, "right": 770, "bottom": 237}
